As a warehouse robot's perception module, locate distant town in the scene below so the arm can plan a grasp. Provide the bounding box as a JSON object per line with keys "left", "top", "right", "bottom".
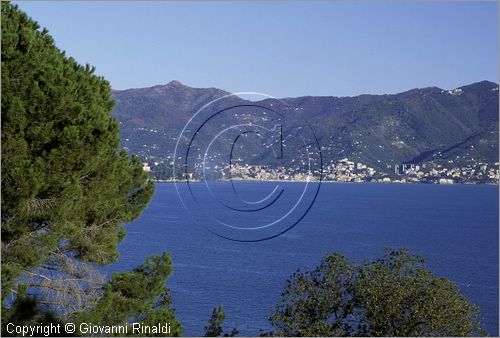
{"left": 140, "top": 157, "right": 499, "bottom": 184}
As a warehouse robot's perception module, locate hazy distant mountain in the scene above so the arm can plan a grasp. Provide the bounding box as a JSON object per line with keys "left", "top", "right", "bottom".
{"left": 111, "top": 80, "right": 499, "bottom": 172}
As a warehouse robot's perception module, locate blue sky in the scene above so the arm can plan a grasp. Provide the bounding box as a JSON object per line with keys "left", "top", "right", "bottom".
{"left": 15, "top": 1, "right": 499, "bottom": 97}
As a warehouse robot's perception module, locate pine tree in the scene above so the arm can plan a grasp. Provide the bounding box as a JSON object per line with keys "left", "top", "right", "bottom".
{"left": 204, "top": 305, "right": 238, "bottom": 337}
{"left": 1, "top": 3, "right": 181, "bottom": 333}
{"left": 76, "top": 253, "right": 183, "bottom": 336}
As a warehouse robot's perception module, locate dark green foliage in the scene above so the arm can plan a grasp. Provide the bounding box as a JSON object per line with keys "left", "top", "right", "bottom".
{"left": 269, "top": 253, "right": 355, "bottom": 336}
{"left": 204, "top": 306, "right": 225, "bottom": 337}
{"left": 204, "top": 305, "right": 238, "bottom": 337}
{"left": 270, "top": 249, "right": 486, "bottom": 336}
{"left": 1, "top": 285, "right": 70, "bottom": 336}
{"left": 77, "top": 253, "right": 182, "bottom": 336}
{"left": 0, "top": 4, "right": 181, "bottom": 335}
{"left": 353, "top": 250, "right": 485, "bottom": 336}
{"left": 1, "top": 2, "right": 153, "bottom": 296}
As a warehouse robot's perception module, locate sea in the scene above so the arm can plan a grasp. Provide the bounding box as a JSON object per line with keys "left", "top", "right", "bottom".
{"left": 106, "top": 182, "right": 499, "bottom": 336}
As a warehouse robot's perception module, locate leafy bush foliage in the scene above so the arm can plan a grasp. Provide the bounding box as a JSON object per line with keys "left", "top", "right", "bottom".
{"left": 270, "top": 248, "right": 485, "bottom": 336}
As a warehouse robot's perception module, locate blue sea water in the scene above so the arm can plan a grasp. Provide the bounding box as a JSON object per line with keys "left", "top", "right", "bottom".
{"left": 107, "top": 182, "right": 499, "bottom": 336}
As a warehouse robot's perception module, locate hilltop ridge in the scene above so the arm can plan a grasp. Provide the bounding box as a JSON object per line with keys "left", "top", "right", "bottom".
{"left": 111, "top": 80, "right": 499, "bottom": 182}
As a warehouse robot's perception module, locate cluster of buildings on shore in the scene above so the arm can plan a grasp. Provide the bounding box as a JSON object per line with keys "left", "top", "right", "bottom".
{"left": 388, "top": 161, "right": 500, "bottom": 184}
{"left": 142, "top": 157, "right": 499, "bottom": 184}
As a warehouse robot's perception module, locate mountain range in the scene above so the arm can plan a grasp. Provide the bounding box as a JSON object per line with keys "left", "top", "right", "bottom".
{"left": 111, "top": 80, "right": 499, "bottom": 177}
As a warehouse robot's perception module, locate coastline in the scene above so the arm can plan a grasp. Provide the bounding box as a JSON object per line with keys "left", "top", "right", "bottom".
{"left": 154, "top": 179, "right": 500, "bottom": 185}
